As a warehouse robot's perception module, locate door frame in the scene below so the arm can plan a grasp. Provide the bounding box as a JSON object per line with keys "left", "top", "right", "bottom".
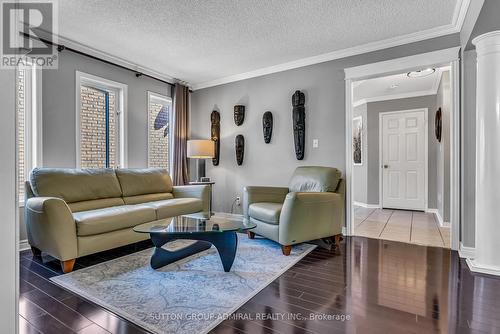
{"left": 379, "top": 108, "right": 428, "bottom": 211}
{"left": 344, "top": 46, "right": 461, "bottom": 250}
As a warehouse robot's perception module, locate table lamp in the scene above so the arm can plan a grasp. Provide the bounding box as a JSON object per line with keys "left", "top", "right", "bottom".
{"left": 187, "top": 139, "right": 215, "bottom": 181}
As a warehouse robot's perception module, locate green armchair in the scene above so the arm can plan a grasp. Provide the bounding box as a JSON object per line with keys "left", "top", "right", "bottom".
{"left": 243, "top": 166, "right": 345, "bottom": 255}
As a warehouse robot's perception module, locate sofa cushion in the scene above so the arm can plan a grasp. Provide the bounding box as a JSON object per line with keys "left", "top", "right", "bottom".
{"left": 30, "top": 168, "right": 122, "bottom": 203}
{"left": 143, "top": 198, "right": 203, "bottom": 219}
{"left": 288, "top": 166, "right": 341, "bottom": 193}
{"left": 116, "top": 168, "right": 173, "bottom": 197}
{"left": 248, "top": 202, "right": 282, "bottom": 225}
{"left": 73, "top": 205, "right": 156, "bottom": 236}
{"left": 123, "top": 193, "right": 174, "bottom": 205}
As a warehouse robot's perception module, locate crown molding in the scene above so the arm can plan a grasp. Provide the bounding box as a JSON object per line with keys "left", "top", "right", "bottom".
{"left": 192, "top": 0, "right": 470, "bottom": 91}
{"left": 345, "top": 46, "right": 460, "bottom": 80}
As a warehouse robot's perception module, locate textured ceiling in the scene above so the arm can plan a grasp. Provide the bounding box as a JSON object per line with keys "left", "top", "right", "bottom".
{"left": 58, "top": 0, "right": 461, "bottom": 87}
{"left": 353, "top": 67, "right": 449, "bottom": 104}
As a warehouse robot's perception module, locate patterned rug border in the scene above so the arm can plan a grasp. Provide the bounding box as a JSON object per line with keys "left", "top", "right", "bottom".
{"left": 50, "top": 235, "right": 316, "bottom": 334}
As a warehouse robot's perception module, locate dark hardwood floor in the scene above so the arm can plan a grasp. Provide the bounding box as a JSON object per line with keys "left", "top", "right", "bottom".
{"left": 19, "top": 236, "right": 500, "bottom": 334}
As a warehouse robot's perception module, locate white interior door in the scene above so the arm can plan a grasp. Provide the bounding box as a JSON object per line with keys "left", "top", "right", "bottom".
{"left": 381, "top": 110, "right": 426, "bottom": 210}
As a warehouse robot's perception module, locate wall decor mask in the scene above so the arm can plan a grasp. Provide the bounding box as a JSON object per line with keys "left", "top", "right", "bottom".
{"left": 262, "top": 111, "right": 273, "bottom": 144}
{"left": 234, "top": 105, "right": 245, "bottom": 126}
{"left": 235, "top": 134, "right": 245, "bottom": 165}
{"left": 435, "top": 107, "right": 442, "bottom": 143}
{"left": 211, "top": 110, "right": 220, "bottom": 166}
{"left": 292, "top": 90, "right": 305, "bottom": 160}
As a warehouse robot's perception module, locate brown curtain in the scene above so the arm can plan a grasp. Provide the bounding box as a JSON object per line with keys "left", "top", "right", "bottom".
{"left": 172, "top": 83, "right": 190, "bottom": 185}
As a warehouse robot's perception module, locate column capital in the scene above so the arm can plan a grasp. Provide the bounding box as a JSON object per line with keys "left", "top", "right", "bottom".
{"left": 472, "top": 31, "right": 500, "bottom": 55}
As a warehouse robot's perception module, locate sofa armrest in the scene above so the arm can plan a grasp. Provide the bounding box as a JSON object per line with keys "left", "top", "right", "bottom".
{"left": 278, "top": 192, "right": 344, "bottom": 245}
{"left": 243, "top": 186, "right": 289, "bottom": 218}
{"left": 25, "top": 197, "right": 77, "bottom": 261}
{"left": 172, "top": 185, "right": 210, "bottom": 212}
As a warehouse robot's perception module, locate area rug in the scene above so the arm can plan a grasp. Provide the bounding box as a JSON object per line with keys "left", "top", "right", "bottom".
{"left": 51, "top": 235, "right": 316, "bottom": 334}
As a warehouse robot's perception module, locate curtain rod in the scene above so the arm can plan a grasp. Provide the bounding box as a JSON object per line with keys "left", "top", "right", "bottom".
{"left": 22, "top": 32, "right": 192, "bottom": 92}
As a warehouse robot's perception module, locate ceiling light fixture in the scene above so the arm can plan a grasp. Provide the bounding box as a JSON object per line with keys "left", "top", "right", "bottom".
{"left": 407, "top": 68, "right": 435, "bottom": 78}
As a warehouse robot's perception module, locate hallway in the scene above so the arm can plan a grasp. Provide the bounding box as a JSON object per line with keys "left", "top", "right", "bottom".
{"left": 354, "top": 206, "right": 450, "bottom": 248}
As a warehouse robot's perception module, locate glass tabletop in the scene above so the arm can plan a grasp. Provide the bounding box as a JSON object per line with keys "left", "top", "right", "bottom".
{"left": 133, "top": 212, "right": 256, "bottom": 235}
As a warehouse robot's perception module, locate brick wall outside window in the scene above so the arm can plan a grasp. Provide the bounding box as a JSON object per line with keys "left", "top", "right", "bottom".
{"left": 17, "top": 69, "right": 25, "bottom": 200}
{"left": 80, "top": 86, "right": 117, "bottom": 168}
{"left": 148, "top": 101, "right": 169, "bottom": 169}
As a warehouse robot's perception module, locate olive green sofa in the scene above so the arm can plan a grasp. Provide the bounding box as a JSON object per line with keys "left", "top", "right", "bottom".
{"left": 243, "top": 166, "right": 345, "bottom": 255}
{"left": 25, "top": 168, "right": 209, "bottom": 272}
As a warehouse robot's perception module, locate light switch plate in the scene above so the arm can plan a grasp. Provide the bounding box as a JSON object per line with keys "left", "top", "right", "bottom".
{"left": 313, "top": 139, "right": 319, "bottom": 148}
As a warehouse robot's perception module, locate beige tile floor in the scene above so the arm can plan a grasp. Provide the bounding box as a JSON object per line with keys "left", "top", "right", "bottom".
{"left": 353, "top": 206, "right": 450, "bottom": 248}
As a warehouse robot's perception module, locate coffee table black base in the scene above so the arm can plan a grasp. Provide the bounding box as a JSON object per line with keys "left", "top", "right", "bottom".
{"left": 149, "top": 232, "right": 238, "bottom": 272}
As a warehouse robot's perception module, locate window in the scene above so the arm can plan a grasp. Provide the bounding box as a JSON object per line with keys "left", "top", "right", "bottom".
{"left": 76, "top": 72, "right": 127, "bottom": 168}
{"left": 16, "top": 64, "right": 42, "bottom": 204}
{"left": 148, "top": 92, "right": 172, "bottom": 170}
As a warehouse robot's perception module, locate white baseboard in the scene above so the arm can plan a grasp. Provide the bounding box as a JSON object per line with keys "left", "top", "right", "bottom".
{"left": 19, "top": 239, "right": 30, "bottom": 251}
{"left": 353, "top": 201, "right": 380, "bottom": 209}
{"left": 459, "top": 242, "right": 475, "bottom": 259}
{"left": 425, "top": 208, "right": 450, "bottom": 227}
{"left": 466, "top": 258, "right": 500, "bottom": 276}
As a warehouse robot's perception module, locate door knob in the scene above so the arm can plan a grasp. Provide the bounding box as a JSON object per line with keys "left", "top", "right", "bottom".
{"left": 383, "top": 165, "right": 389, "bottom": 169}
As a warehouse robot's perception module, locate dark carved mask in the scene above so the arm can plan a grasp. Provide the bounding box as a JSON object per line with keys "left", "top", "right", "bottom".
{"left": 235, "top": 134, "right": 244, "bottom": 165}
{"left": 211, "top": 110, "right": 221, "bottom": 166}
{"left": 292, "top": 90, "right": 305, "bottom": 160}
{"left": 292, "top": 90, "right": 305, "bottom": 107}
{"left": 211, "top": 110, "right": 220, "bottom": 124}
{"left": 262, "top": 111, "right": 273, "bottom": 144}
{"left": 234, "top": 105, "right": 245, "bottom": 126}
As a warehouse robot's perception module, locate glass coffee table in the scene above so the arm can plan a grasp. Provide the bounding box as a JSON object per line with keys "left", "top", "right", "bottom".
{"left": 134, "top": 212, "right": 256, "bottom": 272}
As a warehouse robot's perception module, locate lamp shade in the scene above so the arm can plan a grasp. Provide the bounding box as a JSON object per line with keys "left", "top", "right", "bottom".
{"left": 187, "top": 140, "right": 215, "bottom": 158}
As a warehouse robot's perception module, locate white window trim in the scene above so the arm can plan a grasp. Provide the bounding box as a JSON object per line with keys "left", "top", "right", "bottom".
{"left": 75, "top": 71, "right": 128, "bottom": 168}
{"left": 147, "top": 91, "right": 172, "bottom": 172}
{"left": 17, "top": 64, "right": 43, "bottom": 206}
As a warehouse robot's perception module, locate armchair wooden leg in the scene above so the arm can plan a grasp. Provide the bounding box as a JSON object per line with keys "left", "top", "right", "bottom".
{"left": 281, "top": 245, "right": 292, "bottom": 256}
{"left": 61, "top": 259, "right": 76, "bottom": 273}
{"left": 334, "top": 234, "right": 342, "bottom": 253}
{"left": 247, "top": 231, "right": 256, "bottom": 239}
{"left": 30, "top": 246, "right": 42, "bottom": 257}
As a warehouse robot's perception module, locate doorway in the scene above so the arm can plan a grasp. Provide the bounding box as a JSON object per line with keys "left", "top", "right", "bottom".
{"left": 345, "top": 47, "right": 460, "bottom": 249}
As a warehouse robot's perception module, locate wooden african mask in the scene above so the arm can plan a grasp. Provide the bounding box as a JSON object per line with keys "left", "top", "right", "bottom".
{"left": 435, "top": 107, "right": 442, "bottom": 143}
{"left": 234, "top": 105, "right": 245, "bottom": 126}
{"left": 235, "top": 134, "right": 244, "bottom": 165}
{"left": 262, "top": 111, "right": 273, "bottom": 144}
{"left": 292, "top": 90, "right": 305, "bottom": 160}
{"left": 211, "top": 110, "right": 220, "bottom": 166}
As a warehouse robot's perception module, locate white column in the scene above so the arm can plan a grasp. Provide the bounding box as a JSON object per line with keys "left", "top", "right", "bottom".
{"left": 467, "top": 31, "right": 500, "bottom": 275}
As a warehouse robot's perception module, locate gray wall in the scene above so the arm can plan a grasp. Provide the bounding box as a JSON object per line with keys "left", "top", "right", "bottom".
{"left": 462, "top": 50, "right": 476, "bottom": 247}
{"left": 436, "top": 71, "right": 451, "bottom": 222}
{"left": 364, "top": 95, "right": 439, "bottom": 207}
{"left": 352, "top": 103, "right": 368, "bottom": 204}
{"left": 42, "top": 51, "right": 172, "bottom": 168}
{"left": 190, "top": 34, "right": 460, "bottom": 213}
